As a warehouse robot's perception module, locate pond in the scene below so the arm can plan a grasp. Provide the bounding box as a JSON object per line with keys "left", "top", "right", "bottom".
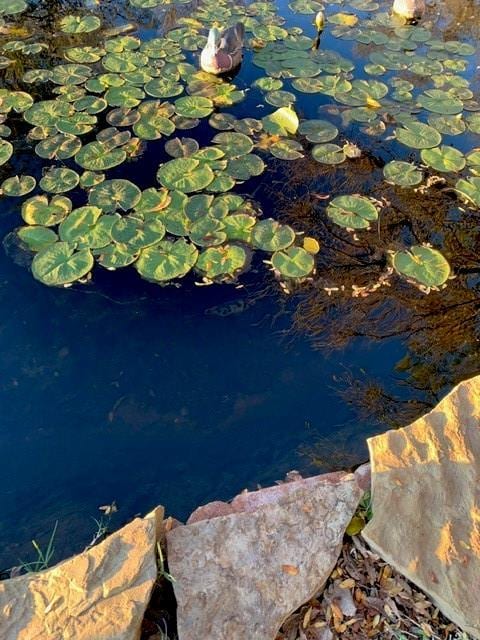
{"left": 0, "top": 0, "right": 479, "bottom": 569}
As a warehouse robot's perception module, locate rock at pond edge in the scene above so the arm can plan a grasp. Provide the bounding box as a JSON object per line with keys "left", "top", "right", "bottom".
{"left": 0, "top": 506, "right": 163, "bottom": 640}
{"left": 167, "top": 471, "right": 365, "bottom": 640}
{"left": 362, "top": 375, "right": 480, "bottom": 639}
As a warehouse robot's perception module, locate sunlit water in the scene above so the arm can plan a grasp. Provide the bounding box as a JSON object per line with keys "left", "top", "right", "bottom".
{"left": 0, "top": 0, "right": 479, "bottom": 568}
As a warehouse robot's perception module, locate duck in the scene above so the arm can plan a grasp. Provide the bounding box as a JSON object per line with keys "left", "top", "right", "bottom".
{"left": 200, "top": 22, "right": 245, "bottom": 75}
{"left": 392, "top": 0, "right": 425, "bottom": 21}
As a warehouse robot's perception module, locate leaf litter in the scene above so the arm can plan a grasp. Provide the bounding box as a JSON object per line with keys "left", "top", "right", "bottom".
{"left": 275, "top": 535, "right": 473, "bottom": 640}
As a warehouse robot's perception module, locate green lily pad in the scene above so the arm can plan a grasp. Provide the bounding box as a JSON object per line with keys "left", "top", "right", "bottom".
{"left": 135, "top": 239, "right": 198, "bottom": 281}
{"left": 22, "top": 195, "right": 72, "bottom": 226}
{"left": 391, "top": 246, "right": 451, "bottom": 287}
{"left": 35, "top": 133, "right": 82, "bottom": 160}
{"left": 56, "top": 113, "right": 97, "bottom": 136}
{"left": 24, "top": 100, "right": 73, "bottom": 128}
{"left": 111, "top": 217, "right": 166, "bottom": 250}
{"left": 395, "top": 121, "right": 442, "bottom": 149}
{"left": 157, "top": 157, "right": 214, "bottom": 193}
{"left": 417, "top": 89, "right": 463, "bottom": 115}
{"left": 17, "top": 226, "right": 58, "bottom": 252}
{"left": 420, "top": 146, "right": 466, "bottom": 173}
{"left": 223, "top": 213, "right": 256, "bottom": 242}
{"left": 254, "top": 77, "right": 283, "bottom": 91}
{"left": 189, "top": 216, "right": 226, "bottom": 246}
{"left": 0, "top": 0, "right": 27, "bottom": 15}
{"left": 51, "top": 64, "right": 92, "bottom": 86}
{"left": 212, "top": 131, "right": 254, "bottom": 159}
{"left": 383, "top": 161, "right": 423, "bottom": 187}
{"left": 0, "top": 138, "right": 12, "bottom": 165}
{"left": 327, "top": 195, "right": 378, "bottom": 229}
{"left": 252, "top": 219, "right": 295, "bottom": 251}
{"left": 174, "top": 96, "right": 213, "bottom": 118}
{"left": 466, "top": 113, "right": 480, "bottom": 134}
{"left": 59, "top": 15, "right": 101, "bottom": 34}
{"left": 64, "top": 46, "right": 105, "bottom": 64}
{"left": 89, "top": 179, "right": 142, "bottom": 213}
{"left": 59, "top": 206, "right": 103, "bottom": 243}
{"left": 32, "top": 242, "right": 94, "bottom": 286}
{"left": 226, "top": 154, "right": 265, "bottom": 179}
{"left": 196, "top": 244, "right": 247, "bottom": 279}
{"left": 455, "top": 177, "right": 480, "bottom": 207}
{"left": 312, "top": 143, "right": 346, "bottom": 165}
{"left": 80, "top": 171, "right": 105, "bottom": 189}
{"left": 96, "top": 243, "right": 140, "bottom": 270}
{"left": 2, "top": 175, "right": 36, "bottom": 196}
{"left": 265, "top": 90, "right": 296, "bottom": 108}
{"left": 269, "top": 139, "right": 304, "bottom": 160}
{"left": 262, "top": 106, "right": 299, "bottom": 136}
{"left": 299, "top": 119, "right": 338, "bottom": 143}
{"left": 271, "top": 246, "right": 314, "bottom": 278}
{"left": 75, "top": 141, "right": 127, "bottom": 170}
{"left": 73, "top": 96, "right": 108, "bottom": 115}
{"left": 105, "top": 86, "right": 145, "bottom": 108}
{"left": 165, "top": 137, "right": 199, "bottom": 158}
{"left": 39, "top": 168, "right": 79, "bottom": 194}
{"left": 427, "top": 114, "right": 465, "bottom": 136}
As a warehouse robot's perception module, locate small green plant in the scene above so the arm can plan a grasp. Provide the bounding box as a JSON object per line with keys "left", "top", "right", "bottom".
{"left": 19, "top": 521, "right": 58, "bottom": 573}
{"left": 156, "top": 542, "right": 175, "bottom": 583}
{"left": 346, "top": 489, "right": 373, "bottom": 536}
{"left": 85, "top": 501, "right": 117, "bottom": 550}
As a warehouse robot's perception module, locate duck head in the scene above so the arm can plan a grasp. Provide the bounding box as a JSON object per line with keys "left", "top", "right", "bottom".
{"left": 201, "top": 26, "right": 234, "bottom": 74}
{"left": 206, "top": 26, "right": 221, "bottom": 51}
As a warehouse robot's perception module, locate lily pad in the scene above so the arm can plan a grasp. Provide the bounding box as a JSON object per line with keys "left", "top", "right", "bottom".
{"left": 262, "top": 106, "right": 299, "bottom": 136}
{"left": 59, "top": 206, "right": 102, "bottom": 243}
{"left": 420, "top": 146, "right": 466, "bottom": 173}
{"left": 157, "top": 157, "right": 214, "bottom": 192}
{"left": 395, "top": 121, "right": 442, "bottom": 149}
{"left": 455, "top": 177, "right": 480, "bottom": 207}
{"left": 135, "top": 239, "right": 198, "bottom": 281}
{"left": 327, "top": 195, "right": 378, "bottom": 229}
{"left": 196, "top": 244, "right": 247, "bottom": 279}
{"left": 299, "top": 119, "right": 338, "bottom": 143}
{"left": 0, "top": 138, "right": 12, "bottom": 165}
{"left": 88, "top": 179, "right": 142, "bottom": 213}
{"left": 1, "top": 175, "right": 36, "bottom": 196}
{"left": 417, "top": 89, "right": 463, "bottom": 115}
{"left": 17, "top": 226, "right": 58, "bottom": 252}
{"left": 22, "top": 195, "right": 71, "bottom": 226}
{"left": 32, "top": 242, "right": 94, "bottom": 286}
{"left": 35, "top": 133, "right": 82, "bottom": 160}
{"left": 252, "top": 219, "right": 295, "bottom": 251}
{"left": 383, "top": 161, "right": 423, "bottom": 187}
{"left": 272, "top": 246, "right": 314, "bottom": 278}
{"left": 39, "top": 168, "right": 79, "bottom": 194}
{"left": 174, "top": 96, "right": 213, "bottom": 118}
{"left": 75, "top": 141, "right": 127, "bottom": 170}
{"left": 312, "top": 144, "right": 346, "bottom": 165}
{"left": 59, "top": 15, "right": 101, "bottom": 34}
{"left": 391, "top": 246, "right": 451, "bottom": 287}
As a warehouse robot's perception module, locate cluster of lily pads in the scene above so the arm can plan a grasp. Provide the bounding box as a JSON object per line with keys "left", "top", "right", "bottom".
{"left": 0, "top": 0, "right": 477, "bottom": 290}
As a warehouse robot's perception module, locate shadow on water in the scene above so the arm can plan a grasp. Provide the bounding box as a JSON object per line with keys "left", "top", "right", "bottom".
{"left": 0, "top": 0, "right": 479, "bottom": 568}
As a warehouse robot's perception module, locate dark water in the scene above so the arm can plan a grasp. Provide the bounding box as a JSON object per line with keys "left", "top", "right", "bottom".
{"left": 0, "top": 0, "right": 479, "bottom": 568}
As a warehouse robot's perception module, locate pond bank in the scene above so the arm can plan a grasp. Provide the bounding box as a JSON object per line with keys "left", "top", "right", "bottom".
{"left": 0, "top": 374, "right": 479, "bottom": 640}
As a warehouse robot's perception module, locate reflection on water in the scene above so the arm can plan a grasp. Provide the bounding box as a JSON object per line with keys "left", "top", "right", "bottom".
{"left": 0, "top": 0, "right": 480, "bottom": 568}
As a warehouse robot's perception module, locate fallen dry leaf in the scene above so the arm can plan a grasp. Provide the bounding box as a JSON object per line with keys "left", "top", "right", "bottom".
{"left": 282, "top": 564, "right": 299, "bottom": 576}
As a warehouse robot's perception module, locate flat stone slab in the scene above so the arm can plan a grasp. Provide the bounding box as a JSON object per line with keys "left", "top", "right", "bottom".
{"left": 0, "top": 508, "right": 162, "bottom": 640}
{"left": 167, "top": 471, "right": 364, "bottom": 640}
{"left": 363, "top": 375, "right": 480, "bottom": 639}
